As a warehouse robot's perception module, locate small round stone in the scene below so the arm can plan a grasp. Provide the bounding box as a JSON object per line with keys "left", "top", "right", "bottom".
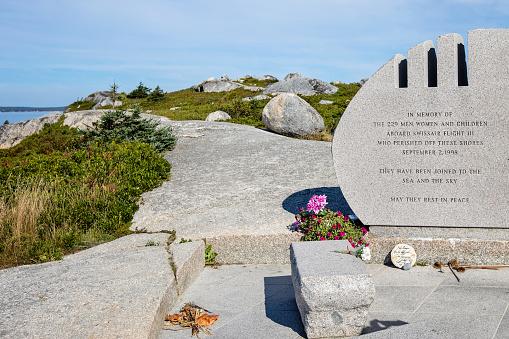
{"left": 403, "top": 263, "right": 411, "bottom": 270}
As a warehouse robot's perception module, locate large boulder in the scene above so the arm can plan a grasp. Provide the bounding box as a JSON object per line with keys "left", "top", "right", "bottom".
{"left": 196, "top": 80, "right": 263, "bottom": 93}
{"left": 262, "top": 93, "right": 324, "bottom": 137}
{"left": 263, "top": 73, "right": 338, "bottom": 96}
{"left": 84, "top": 91, "right": 122, "bottom": 109}
{"left": 205, "top": 111, "right": 231, "bottom": 122}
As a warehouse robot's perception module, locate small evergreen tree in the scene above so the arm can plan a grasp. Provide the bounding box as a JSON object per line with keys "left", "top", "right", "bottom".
{"left": 109, "top": 79, "right": 120, "bottom": 109}
{"left": 147, "top": 85, "right": 165, "bottom": 102}
{"left": 82, "top": 106, "right": 177, "bottom": 152}
{"left": 3, "top": 120, "right": 8, "bottom": 125}
{"left": 127, "top": 82, "right": 151, "bottom": 99}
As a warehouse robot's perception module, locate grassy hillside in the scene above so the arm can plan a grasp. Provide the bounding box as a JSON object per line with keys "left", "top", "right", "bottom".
{"left": 67, "top": 80, "right": 360, "bottom": 141}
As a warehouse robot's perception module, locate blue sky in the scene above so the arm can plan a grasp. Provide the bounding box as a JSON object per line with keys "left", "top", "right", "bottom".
{"left": 1, "top": 0, "right": 508, "bottom": 107}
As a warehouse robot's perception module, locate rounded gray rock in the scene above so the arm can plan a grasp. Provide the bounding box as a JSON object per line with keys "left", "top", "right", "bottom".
{"left": 403, "top": 263, "right": 412, "bottom": 270}
{"left": 262, "top": 93, "right": 324, "bottom": 137}
{"left": 205, "top": 110, "right": 231, "bottom": 122}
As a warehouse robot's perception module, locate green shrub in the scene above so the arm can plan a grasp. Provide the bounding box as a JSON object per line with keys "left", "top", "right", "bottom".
{"left": 82, "top": 107, "right": 177, "bottom": 152}
{"left": 0, "top": 117, "right": 174, "bottom": 269}
{"left": 147, "top": 86, "right": 165, "bottom": 102}
{"left": 66, "top": 100, "right": 96, "bottom": 112}
{"left": 127, "top": 82, "right": 151, "bottom": 99}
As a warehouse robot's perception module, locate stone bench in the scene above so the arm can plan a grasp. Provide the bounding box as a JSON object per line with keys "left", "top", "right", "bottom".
{"left": 290, "top": 240, "right": 375, "bottom": 338}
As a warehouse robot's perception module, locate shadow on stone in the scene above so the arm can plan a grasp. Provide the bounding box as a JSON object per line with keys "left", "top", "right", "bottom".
{"left": 282, "top": 186, "right": 354, "bottom": 216}
{"left": 362, "top": 319, "right": 409, "bottom": 335}
{"left": 264, "top": 276, "right": 306, "bottom": 337}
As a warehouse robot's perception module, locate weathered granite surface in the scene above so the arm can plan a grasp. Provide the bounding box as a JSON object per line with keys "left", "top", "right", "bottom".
{"left": 0, "top": 233, "right": 176, "bottom": 339}
{"left": 291, "top": 240, "right": 375, "bottom": 338}
{"left": 130, "top": 121, "right": 344, "bottom": 264}
{"left": 332, "top": 29, "right": 508, "bottom": 228}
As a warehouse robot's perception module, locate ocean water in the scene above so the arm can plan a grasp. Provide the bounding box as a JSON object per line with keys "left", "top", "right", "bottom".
{"left": 0, "top": 111, "right": 62, "bottom": 124}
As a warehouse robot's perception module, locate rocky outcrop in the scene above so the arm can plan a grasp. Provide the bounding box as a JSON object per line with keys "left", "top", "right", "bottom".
{"left": 263, "top": 73, "right": 338, "bottom": 96}
{"left": 205, "top": 111, "right": 231, "bottom": 122}
{"left": 284, "top": 72, "right": 302, "bottom": 81}
{"left": 258, "top": 75, "right": 278, "bottom": 81}
{"left": 84, "top": 91, "right": 122, "bottom": 109}
{"left": 0, "top": 112, "right": 63, "bottom": 148}
{"left": 0, "top": 110, "right": 107, "bottom": 149}
{"left": 262, "top": 93, "right": 324, "bottom": 137}
{"left": 196, "top": 79, "right": 263, "bottom": 93}
{"left": 0, "top": 110, "right": 177, "bottom": 149}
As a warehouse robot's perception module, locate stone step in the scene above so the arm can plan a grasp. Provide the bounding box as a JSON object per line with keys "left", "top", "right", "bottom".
{"left": 0, "top": 233, "right": 178, "bottom": 339}
{"left": 169, "top": 240, "right": 205, "bottom": 296}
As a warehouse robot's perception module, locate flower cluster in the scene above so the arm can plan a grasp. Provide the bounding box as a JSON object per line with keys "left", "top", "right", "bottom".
{"left": 307, "top": 194, "right": 327, "bottom": 213}
{"left": 294, "top": 195, "right": 369, "bottom": 255}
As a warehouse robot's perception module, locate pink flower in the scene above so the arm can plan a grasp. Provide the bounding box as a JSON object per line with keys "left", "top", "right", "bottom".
{"left": 351, "top": 243, "right": 356, "bottom": 248}
{"left": 340, "top": 231, "right": 345, "bottom": 236}
{"left": 344, "top": 216, "right": 349, "bottom": 222}
{"left": 307, "top": 195, "right": 328, "bottom": 213}
{"left": 332, "top": 225, "right": 336, "bottom": 229}
{"left": 320, "top": 237, "right": 325, "bottom": 241}
{"left": 327, "top": 232, "right": 332, "bottom": 237}
{"left": 366, "top": 243, "right": 370, "bottom": 247}
{"left": 334, "top": 236, "right": 340, "bottom": 240}
{"left": 312, "top": 215, "right": 316, "bottom": 219}
{"left": 337, "top": 211, "right": 342, "bottom": 216}
{"left": 361, "top": 227, "right": 368, "bottom": 234}
{"left": 317, "top": 220, "right": 321, "bottom": 223}
{"left": 358, "top": 241, "right": 362, "bottom": 245}
{"left": 298, "top": 207, "right": 302, "bottom": 212}
{"left": 316, "top": 233, "right": 320, "bottom": 236}
{"left": 349, "top": 237, "right": 352, "bottom": 242}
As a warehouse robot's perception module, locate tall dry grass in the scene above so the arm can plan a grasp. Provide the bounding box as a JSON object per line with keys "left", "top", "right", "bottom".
{"left": 0, "top": 178, "right": 55, "bottom": 268}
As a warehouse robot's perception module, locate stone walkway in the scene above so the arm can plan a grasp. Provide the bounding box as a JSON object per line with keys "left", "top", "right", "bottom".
{"left": 160, "top": 264, "right": 509, "bottom": 339}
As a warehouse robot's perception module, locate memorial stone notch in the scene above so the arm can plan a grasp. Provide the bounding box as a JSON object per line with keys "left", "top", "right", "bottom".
{"left": 332, "top": 29, "right": 508, "bottom": 229}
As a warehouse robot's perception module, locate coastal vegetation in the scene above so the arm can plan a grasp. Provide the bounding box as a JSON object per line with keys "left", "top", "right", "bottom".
{"left": 0, "top": 109, "right": 176, "bottom": 269}
{"left": 68, "top": 80, "right": 360, "bottom": 141}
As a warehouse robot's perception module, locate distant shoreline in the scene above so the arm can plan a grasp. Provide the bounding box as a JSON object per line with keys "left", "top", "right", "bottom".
{"left": 0, "top": 106, "right": 66, "bottom": 112}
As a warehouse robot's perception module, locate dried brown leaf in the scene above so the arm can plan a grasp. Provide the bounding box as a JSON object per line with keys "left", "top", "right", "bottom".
{"left": 165, "top": 313, "right": 183, "bottom": 323}
{"left": 197, "top": 314, "right": 219, "bottom": 327}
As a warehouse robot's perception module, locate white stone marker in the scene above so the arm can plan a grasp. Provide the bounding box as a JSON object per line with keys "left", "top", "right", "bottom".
{"left": 391, "top": 243, "right": 417, "bottom": 268}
